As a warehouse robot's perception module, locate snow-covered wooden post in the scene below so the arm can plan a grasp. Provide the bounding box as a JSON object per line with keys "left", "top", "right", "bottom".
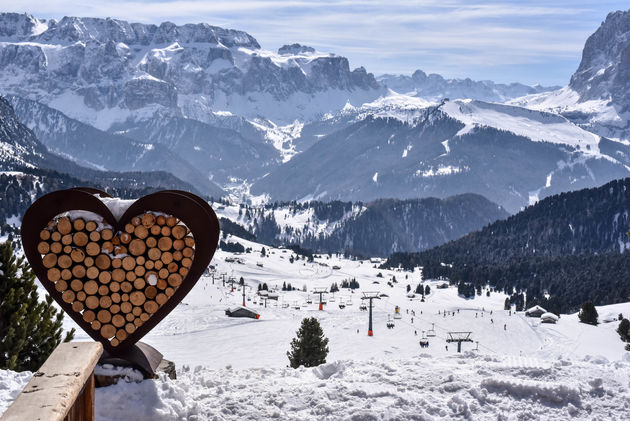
{"left": 0, "top": 342, "right": 103, "bottom": 421}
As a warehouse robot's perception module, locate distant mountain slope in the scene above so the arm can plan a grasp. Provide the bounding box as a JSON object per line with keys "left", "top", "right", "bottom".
{"left": 215, "top": 194, "right": 508, "bottom": 256}
{"left": 252, "top": 97, "right": 630, "bottom": 212}
{"left": 383, "top": 177, "right": 630, "bottom": 312}
{"left": 378, "top": 69, "right": 558, "bottom": 102}
{"left": 8, "top": 96, "right": 225, "bottom": 196}
{"left": 109, "top": 112, "right": 280, "bottom": 184}
{"left": 0, "top": 95, "right": 213, "bottom": 196}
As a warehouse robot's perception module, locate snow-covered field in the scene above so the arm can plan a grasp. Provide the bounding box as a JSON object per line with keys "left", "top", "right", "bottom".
{"left": 2, "top": 235, "right": 630, "bottom": 420}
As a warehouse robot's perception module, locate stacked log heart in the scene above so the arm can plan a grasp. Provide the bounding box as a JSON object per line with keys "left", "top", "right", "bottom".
{"left": 21, "top": 189, "right": 220, "bottom": 355}
{"left": 39, "top": 212, "right": 195, "bottom": 347}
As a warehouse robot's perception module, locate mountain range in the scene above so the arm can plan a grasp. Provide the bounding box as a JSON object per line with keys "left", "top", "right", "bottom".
{"left": 1, "top": 10, "right": 630, "bottom": 214}
{"left": 377, "top": 70, "right": 559, "bottom": 103}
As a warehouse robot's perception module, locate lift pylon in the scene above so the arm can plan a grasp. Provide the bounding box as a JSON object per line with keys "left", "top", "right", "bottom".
{"left": 446, "top": 331, "right": 473, "bottom": 352}
{"left": 313, "top": 287, "right": 328, "bottom": 311}
{"left": 361, "top": 292, "right": 381, "bottom": 336}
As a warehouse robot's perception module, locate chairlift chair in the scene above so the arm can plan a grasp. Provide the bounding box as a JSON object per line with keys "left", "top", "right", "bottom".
{"left": 359, "top": 303, "right": 367, "bottom": 311}
{"left": 427, "top": 323, "right": 436, "bottom": 337}
{"left": 386, "top": 315, "right": 395, "bottom": 329}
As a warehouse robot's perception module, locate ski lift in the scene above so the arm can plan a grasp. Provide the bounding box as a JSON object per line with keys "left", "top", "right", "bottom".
{"left": 359, "top": 303, "right": 367, "bottom": 311}
{"left": 329, "top": 293, "right": 336, "bottom": 302}
{"left": 427, "top": 323, "right": 436, "bottom": 337}
{"left": 293, "top": 301, "right": 301, "bottom": 310}
{"left": 338, "top": 298, "right": 345, "bottom": 309}
{"left": 346, "top": 298, "right": 353, "bottom": 306}
{"left": 393, "top": 305, "right": 402, "bottom": 319}
{"left": 421, "top": 330, "right": 427, "bottom": 339}
{"left": 306, "top": 295, "right": 313, "bottom": 304}
{"left": 386, "top": 315, "right": 395, "bottom": 329}
{"left": 282, "top": 301, "right": 289, "bottom": 308}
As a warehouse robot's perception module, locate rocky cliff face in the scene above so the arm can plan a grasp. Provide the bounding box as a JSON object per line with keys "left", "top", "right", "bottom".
{"left": 512, "top": 9, "right": 630, "bottom": 141}
{"left": 570, "top": 10, "right": 630, "bottom": 108}
{"left": 0, "top": 13, "right": 382, "bottom": 125}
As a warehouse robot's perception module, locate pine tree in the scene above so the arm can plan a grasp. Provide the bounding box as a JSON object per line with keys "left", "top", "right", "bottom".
{"left": 617, "top": 318, "right": 630, "bottom": 342}
{"left": 0, "top": 241, "right": 74, "bottom": 371}
{"left": 578, "top": 301, "right": 598, "bottom": 325}
{"left": 287, "top": 317, "right": 329, "bottom": 368}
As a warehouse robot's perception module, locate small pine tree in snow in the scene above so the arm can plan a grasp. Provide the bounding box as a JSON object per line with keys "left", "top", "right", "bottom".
{"left": 0, "top": 241, "right": 74, "bottom": 371}
{"left": 578, "top": 301, "right": 598, "bottom": 325}
{"left": 617, "top": 318, "right": 630, "bottom": 342}
{"left": 287, "top": 317, "right": 329, "bottom": 369}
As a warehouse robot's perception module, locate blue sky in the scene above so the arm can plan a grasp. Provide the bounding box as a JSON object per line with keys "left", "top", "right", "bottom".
{"left": 5, "top": 0, "right": 629, "bottom": 85}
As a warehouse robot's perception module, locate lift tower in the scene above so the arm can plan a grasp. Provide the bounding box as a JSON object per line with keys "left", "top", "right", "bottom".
{"left": 361, "top": 292, "right": 381, "bottom": 336}
{"left": 313, "top": 287, "right": 328, "bottom": 311}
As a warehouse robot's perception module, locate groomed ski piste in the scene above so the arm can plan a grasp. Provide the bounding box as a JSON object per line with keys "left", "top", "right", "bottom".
{"left": 2, "top": 233, "right": 630, "bottom": 420}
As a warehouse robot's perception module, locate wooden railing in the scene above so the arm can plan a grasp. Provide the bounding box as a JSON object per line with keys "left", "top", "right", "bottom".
{"left": 0, "top": 342, "right": 103, "bottom": 421}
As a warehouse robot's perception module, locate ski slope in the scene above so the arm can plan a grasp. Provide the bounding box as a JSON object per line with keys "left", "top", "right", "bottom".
{"left": 2, "top": 234, "right": 630, "bottom": 420}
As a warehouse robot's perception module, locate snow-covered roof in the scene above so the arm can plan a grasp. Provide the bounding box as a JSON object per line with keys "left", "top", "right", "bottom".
{"left": 540, "top": 312, "right": 559, "bottom": 321}
{"left": 525, "top": 305, "right": 547, "bottom": 314}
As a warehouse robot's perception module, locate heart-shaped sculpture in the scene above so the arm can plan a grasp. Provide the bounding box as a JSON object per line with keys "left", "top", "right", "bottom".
{"left": 21, "top": 189, "right": 220, "bottom": 355}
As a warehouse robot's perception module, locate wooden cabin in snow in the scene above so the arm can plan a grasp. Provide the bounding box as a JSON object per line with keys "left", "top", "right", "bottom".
{"left": 525, "top": 305, "right": 547, "bottom": 318}
{"left": 225, "top": 306, "right": 260, "bottom": 319}
{"left": 540, "top": 312, "right": 559, "bottom": 324}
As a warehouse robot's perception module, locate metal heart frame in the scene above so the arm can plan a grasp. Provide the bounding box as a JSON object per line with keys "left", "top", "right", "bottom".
{"left": 21, "top": 189, "right": 220, "bottom": 355}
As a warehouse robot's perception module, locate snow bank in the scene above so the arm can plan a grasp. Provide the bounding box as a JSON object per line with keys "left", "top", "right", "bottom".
{"left": 0, "top": 370, "right": 31, "bottom": 414}
{"left": 480, "top": 377, "right": 581, "bottom": 406}
{"left": 88, "top": 354, "right": 630, "bottom": 420}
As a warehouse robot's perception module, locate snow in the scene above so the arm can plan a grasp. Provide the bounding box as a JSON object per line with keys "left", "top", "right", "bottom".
{"left": 0, "top": 370, "right": 31, "bottom": 414}
{"left": 442, "top": 99, "right": 603, "bottom": 155}
{"left": 3, "top": 235, "right": 630, "bottom": 419}
{"left": 248, "top": 119, "right": 303, "bottom": 162}
{"left": 416, "top": 165, "right": 465, "bottom": 178}
{"left": 355, "top": 91, "right": 434, "bottom": 124}
{"left": 211, "top": 200, "right": 365, "bottom": 243}
{"left": 98, "top": 197, "right": 137, "bottom": 220}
